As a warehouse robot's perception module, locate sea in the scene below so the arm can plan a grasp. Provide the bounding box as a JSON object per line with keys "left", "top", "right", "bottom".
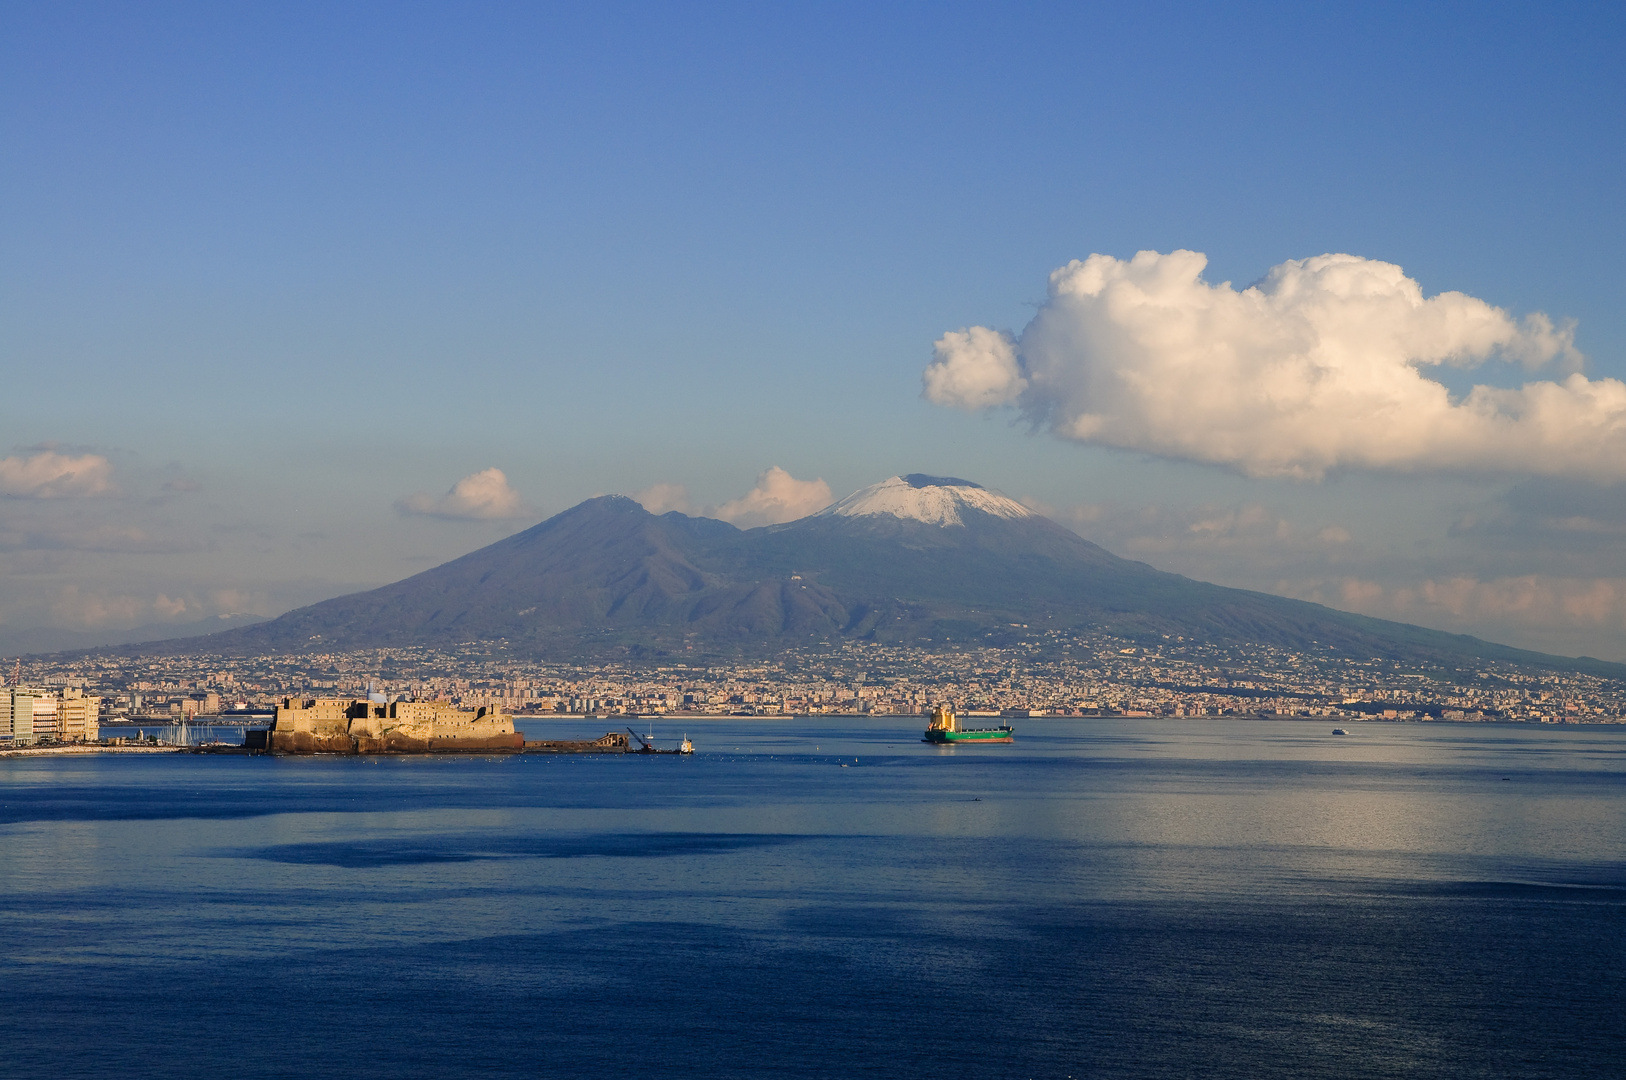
{"left": 1, "top": 717, "right": 1621, "bottom": 1079}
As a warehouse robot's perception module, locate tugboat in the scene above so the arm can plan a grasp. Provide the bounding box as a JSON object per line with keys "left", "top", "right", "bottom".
{"left": 923, "top": 704, "right": 1013, "bottom": 744}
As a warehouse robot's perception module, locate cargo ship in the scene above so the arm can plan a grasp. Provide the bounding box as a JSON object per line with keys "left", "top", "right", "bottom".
{"left": 923, "top": 704, "right": 1013, "bottom": 744}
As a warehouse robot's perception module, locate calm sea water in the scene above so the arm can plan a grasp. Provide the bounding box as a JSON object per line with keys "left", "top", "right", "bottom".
{"left": 1, "top": 718, "right": 1622, "bottom": 1079}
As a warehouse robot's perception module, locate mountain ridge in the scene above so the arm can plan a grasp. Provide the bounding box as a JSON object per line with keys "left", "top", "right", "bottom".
{"left": 86, "top": 477, "right": 1626, "bottom": 678}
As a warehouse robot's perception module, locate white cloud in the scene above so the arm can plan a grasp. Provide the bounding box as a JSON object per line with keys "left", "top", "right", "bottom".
{"left": 0, "top": 450, "right": 115, "bottom": 498}
{"left": 712, "top": 467, "right": 834, "bottom": 528}
{"left": 153, "top": 594, "right": 190, "bottom": 618}
{"left": 395, "top": 468, "right": 527, "bottom": 520}
{"left": 923, "top": 326, "right": 1026, "bottom": 409}
{"left": 631, "top": 482, "right": 693, "bottom": 515}
{"left": 924, "top": 249, "right": 1624, "bottom": 480}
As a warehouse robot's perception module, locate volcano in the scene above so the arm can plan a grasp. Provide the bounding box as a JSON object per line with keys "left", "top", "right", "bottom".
{"left": 143, "top": 474, "right": 1623, "bottom": 675}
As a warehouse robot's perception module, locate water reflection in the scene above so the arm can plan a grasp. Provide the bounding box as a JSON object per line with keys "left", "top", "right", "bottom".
{"left": 0, "top": 718, "right": 1621, "bottom": 1078}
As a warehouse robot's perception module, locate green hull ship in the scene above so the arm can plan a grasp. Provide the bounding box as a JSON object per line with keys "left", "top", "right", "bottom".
{"left": 923, "top": 705, "right": 1013, "bottom": 744}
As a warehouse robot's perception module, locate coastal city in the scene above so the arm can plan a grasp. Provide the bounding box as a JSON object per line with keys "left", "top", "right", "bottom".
{"left": 6, "top": 628, "right": 1625, "bottom": 744}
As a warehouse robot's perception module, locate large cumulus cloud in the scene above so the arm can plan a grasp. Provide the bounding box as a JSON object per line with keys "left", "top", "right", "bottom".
{"left": 923, "top": 250, "right": 1623, "bottom": 480}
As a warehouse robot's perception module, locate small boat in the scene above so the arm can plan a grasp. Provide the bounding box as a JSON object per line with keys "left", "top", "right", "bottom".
{"left": 923, "top": 705, "right": 1013, "bottom": 744}
{"left": 1331, "top": 728, "right": 1349, "bottom": 735}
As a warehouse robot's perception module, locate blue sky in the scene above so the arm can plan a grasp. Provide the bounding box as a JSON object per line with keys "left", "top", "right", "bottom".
{"left": 4, "top": 2, "right": 1626, "bottom": 656}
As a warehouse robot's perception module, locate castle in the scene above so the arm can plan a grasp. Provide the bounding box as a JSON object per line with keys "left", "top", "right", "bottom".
{"left": 259, "top": 696, "right": 521, "bottom": 754}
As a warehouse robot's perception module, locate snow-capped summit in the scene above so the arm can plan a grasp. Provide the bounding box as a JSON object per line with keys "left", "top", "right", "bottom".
{"left": 816, "top": 474, "right": 1034, "bottom": 527}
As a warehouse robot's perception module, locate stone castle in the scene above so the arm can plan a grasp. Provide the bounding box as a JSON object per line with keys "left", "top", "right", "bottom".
{"left": 262, "top": 696, "right": 522, "bottom": 754}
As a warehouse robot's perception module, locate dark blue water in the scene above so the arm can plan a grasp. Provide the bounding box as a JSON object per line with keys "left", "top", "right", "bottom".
{"left": 2, "top": 719, "right": 1622, "bottom": 1078}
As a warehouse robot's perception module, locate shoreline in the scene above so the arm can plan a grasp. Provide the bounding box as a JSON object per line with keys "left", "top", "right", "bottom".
{"left": 0, "top": 744, "right": 184, "bottom": 758}
{"left": 514, "top": 712, "right": 1625, "bottom": 725}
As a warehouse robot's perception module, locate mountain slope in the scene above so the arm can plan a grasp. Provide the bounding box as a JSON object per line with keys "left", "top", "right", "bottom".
{"left": 129, "top": 475, "right": 1626, "bottom": 676}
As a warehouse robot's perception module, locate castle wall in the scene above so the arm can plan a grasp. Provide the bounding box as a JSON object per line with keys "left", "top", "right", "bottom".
{"left": 268, "top": 697, "right": 519, "bottom": 754}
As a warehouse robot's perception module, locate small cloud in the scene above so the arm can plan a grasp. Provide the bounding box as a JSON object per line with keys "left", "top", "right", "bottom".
{"left": 712, "top": 467, "right": 834, "bottom": 528}
{"left": 153, "top": 594, "right": 189, "bottom": 618}
{"left": 632, "top": 482, "right": 693, "bottom": 515}
{"left": 395, "top": 468, "right": 528, "bottom": 521}
{"left": 163, "top": 477, "right": 201, "bottom": 492}
{"left": 0, "top": 449, "right": 115, "bottom": 498}
{"left": 922, "top": 326, "right": 1026, "bottom": 409}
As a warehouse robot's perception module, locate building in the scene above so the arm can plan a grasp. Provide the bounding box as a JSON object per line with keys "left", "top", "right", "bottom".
{"left": 4, "top": 689, "right": 36, "bottom": 744}
{"left": 31, "top": 695, "right": 57, "bottom": 740}
{"left": 1, "top": 687, "right": 100, "bottom": 744}
{"left": 262, "top": 697, "right": 520, "bottom": 754}
{"left": 57, "top": 688, "right": 100, "bottom": 742}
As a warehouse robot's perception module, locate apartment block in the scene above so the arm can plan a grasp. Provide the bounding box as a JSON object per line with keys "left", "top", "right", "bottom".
{"left": 1, "top": 687, "right": 100, "bottom": 744}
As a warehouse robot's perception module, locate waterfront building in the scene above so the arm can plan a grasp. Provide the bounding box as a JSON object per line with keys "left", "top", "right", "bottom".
{"left": 57, "top": 688, "right": 100, "bottom": 742}
{"left": 0, "top": 688, "right": 100, "bottom": 744}
{"left": 31, "top": 695, "right": 57, "bottom": 740}
{"left": 4, "top": 689, "right": 37, "bottom": 745}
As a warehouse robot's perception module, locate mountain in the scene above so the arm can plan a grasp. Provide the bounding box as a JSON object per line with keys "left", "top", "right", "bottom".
{"left": 126, "top": 474, "right": 1624, "bottom": 676}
